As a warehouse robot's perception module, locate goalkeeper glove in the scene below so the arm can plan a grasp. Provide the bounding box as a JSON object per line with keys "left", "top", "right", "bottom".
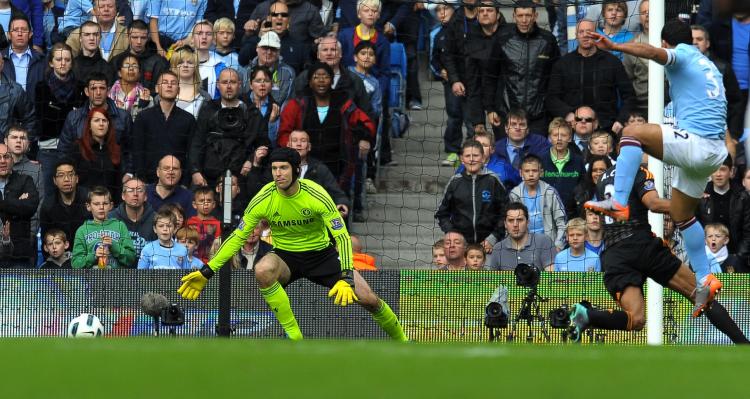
{"left": 328, "top": 270, "right": 358, "bottom": 306}
{"left": 177, "top": 266, "right": 214, "bottom": 300}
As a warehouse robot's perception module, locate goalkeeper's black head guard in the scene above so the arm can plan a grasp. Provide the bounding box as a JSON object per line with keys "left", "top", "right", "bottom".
{"left": 269, "top": 147, "right": 302, "bottom": 181}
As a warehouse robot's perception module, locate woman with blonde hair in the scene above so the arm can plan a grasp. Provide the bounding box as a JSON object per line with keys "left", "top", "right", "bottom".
{"left": 170, "top": 46, "right": 209, "bottom": 119}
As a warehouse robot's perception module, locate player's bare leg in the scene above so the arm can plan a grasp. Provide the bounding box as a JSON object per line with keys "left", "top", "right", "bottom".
{"left": 254, "top": 253, "right": 302, "bottom": 340}
{"left": 670, "top": 188, "right": 723, "bottom": 316}
{"left": 353, "top": 271, "right": 408, "bottom": 341}
{"left": 585, "top": 124, "right": 664, "bottom": 221}
{"left": 569, "top": 286, "right": 644, "bottom": 341}
{"left": 667, "top": 264, "right": 748, "bottom": 343}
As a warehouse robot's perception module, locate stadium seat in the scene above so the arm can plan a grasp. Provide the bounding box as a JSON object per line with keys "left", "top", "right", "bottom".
{"left": 389, "top": 42, "right": 407, "bottom": 111}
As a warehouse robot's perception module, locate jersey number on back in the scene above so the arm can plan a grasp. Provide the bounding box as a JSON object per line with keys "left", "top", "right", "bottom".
{"left": 698, "top": 58, "right": 722, "bottom": 99}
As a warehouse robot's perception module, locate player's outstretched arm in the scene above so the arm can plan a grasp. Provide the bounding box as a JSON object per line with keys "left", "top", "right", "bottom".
{"left": 178, "top": 211, "right": 260, "bottom": 299}
{"left": 588, "top": 32, "right": 669, "bottom": 65}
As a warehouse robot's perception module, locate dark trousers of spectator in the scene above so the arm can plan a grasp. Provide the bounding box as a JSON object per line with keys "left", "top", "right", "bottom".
{"left": 37, "top": 149, "right": 61, "bottom": 199}
{"left": 398, "top": 12, "right": 422, "bottom": 105}
{"left": 443, "top": 81, "right": 472, "bottom": 154}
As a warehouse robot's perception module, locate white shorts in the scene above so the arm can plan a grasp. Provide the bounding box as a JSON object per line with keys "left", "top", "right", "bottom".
{"left": 661, "top": 124, "right": 728, "bottom": 198}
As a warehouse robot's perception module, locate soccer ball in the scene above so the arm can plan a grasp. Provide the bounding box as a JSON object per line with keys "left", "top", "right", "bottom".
{"left": 67, "top": 313, "right": 105, "bottom": 338}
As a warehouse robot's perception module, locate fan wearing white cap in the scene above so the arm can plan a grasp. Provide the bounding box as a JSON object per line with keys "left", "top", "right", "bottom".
{"left": 247, "top": 31, "right": 296, "bottom": 106}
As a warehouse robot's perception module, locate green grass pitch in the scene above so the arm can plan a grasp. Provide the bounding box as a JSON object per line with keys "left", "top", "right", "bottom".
{"left": 1, "top": 339, "right": 748, "bottom": 398}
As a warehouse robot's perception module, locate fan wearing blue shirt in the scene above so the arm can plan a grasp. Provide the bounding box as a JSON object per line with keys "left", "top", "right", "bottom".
{"left": 138, "top": 209, "right": 190, "bottom": 269}
{"left": 554, "top": 218, "right": 601, "bottom": 272}
{"left": 148, "top": 0, "right": 207, "bottom": 55}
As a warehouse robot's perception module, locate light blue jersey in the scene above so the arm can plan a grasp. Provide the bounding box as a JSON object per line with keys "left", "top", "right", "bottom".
{"left": 137, "top": 241, "right": 190, "bottom": 269}
{"left": 148, "top": 0, "right": 207, "bottom": 41}
{"left": 665, "top": 44, "right": 727, "bottom": 139}
{"left": 554, "top": 248, "right": 601, "bottom": 272}
{"left": 59, "top": 0, "right": 92, "bottom": 31}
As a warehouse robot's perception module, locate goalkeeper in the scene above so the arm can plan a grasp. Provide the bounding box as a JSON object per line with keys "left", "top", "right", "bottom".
{"left": 178, "top": 148, "right": 407, "bottom": 341}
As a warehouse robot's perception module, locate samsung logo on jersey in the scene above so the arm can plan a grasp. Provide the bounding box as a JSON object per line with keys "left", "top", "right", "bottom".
{"left": 270, "top": 218, "right": 315, "bottom": 227}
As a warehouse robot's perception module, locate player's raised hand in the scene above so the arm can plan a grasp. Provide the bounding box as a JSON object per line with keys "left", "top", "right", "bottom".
{"left": 178, "top": 268, "right": 212, "bottom": 300}
{"left": 587, "top": 31, "right": 615, "bottom": 51}
{"left": 328, "top": 279, "right": 358, "bottom": 306}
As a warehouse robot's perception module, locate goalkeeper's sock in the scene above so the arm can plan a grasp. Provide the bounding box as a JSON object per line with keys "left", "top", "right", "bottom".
{"left": 371, "top": 299, "right": 408, "bottom": 342}
{"left": 704, "top": 301, "right": 750, "bottom": 344}
{"left": 587, "top": 309, "right": 632, "bottom": 331}
{"left": 260, "top": 282, "right": 303, "bottom": 341}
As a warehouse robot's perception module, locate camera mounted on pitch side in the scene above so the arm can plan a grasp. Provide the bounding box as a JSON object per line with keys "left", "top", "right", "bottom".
{"left": 160, "top": 303, "right": 185, "bottom": 327}
{"left": 515, "top": 263, "right": 540, "bottom": 288}
{"left": 548, "top": 304, "right": 572, "bottom": 329}
{"left": 485, "top": 286, "right": 510, "bottom": 330}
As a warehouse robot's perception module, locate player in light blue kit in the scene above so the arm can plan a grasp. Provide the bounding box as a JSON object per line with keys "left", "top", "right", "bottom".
{"left": 585, "top": 20, "right": 727, "bottom": 317}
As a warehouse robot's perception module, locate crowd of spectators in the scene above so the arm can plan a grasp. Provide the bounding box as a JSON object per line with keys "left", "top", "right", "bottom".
{"left": 432, "top": 0, "right": 750, "bottom": 273}
{"left": 0, "top": 0, "right": 746, "bottom": 273}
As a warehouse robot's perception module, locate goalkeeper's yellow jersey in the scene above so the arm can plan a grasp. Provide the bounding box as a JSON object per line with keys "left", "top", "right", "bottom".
{"left": 208, "top": 179, "right": 352, "bottom": 272}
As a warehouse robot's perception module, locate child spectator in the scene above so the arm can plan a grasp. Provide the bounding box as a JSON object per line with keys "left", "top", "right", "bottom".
{"left": 584, "top": 209, "right": 604, "bottom": 255}
{"left": 432, "top": 239, "right": 447, "bottom": 269}
{"left": 587, "top": 131, "right": 615, "bottom": 163}
{"left": 213, "top": 17, "right": 243, "bottom": 71}
{"left": 352, "top": 234, "right": 377, "bottom": 271}
{"left": 138, "top": 209, "right": 190, "bottom": 269}
{"left": 347, "top": 41, "right": 381, "bottom": 220}
{"left": 348, "top": 41, "right": 382, "bottom": 118}
{"left": 456, "top": 130, "right": 521, "bottom": 190}
{"left": 338, "top": 0, "right": 390, "bottom": 113}
{"left": 160, "top": 203, "right": 186, "bottom": 232}
{"left": 465, "top": 244, "right": 486, "bottom": 271}
{"left": 554, "top": 218, "right": 601, "bottom": 272}
{"left": 40, "top": 229, "right": 70, "bottom": 269}
{"left": 705, "top": 223, "right": 745, "bottom": 273}
{"left": 626, "top": 111, "right": 646, "bottom": 126}
{"left": 436, "top": 140, "right": 508, "bottom": 247}
{"left": 72, "top": 187, "right": 136, "bottom": 269}
{"left": 541, "top": 117, "right": 584, "bottom": 219}
{"left": 187, "top": 187, "right": 222, "bottom": 264}
{"left": 509, "top": 154, "right": 567, "bottom": 250}
{"left": 175, "top": 226, "right": 204, "bottom": 270}
{"left": 0, "top": 221, "right": 12, "bottom": 258}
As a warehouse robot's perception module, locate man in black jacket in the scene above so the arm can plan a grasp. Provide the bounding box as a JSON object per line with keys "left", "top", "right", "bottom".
{"left": 0, "top": 143, "right": 39, "bottom": 267}
{"left": 109, "top": 20, "right": 170, "bottom": 92}
{"left": 190, "top": 68, "right": 269, "bottom": 188}
{"left": 70, "top": 21, "right": 116, "bottom": 88}
{"left": 546, "top": 19, "right": 636, "bottom": 134}
{"left": 133, "top": 71, "right": 195, "bottom": 183}
{"left": 464, "top": 1, "right": 505, "bottom": 129}
{"left": 40, "top": 159, "right": 89, "bottom": 250}
{"left": 0, "top": 55, "right": 36, "bottom": 141}
{"left": 481, "top": 2, "right": 560, "bottom": 135}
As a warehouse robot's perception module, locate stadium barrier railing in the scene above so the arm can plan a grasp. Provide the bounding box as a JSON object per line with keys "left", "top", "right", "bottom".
{"left": 1, "top": 270, "right": 747, "bottom": 344}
